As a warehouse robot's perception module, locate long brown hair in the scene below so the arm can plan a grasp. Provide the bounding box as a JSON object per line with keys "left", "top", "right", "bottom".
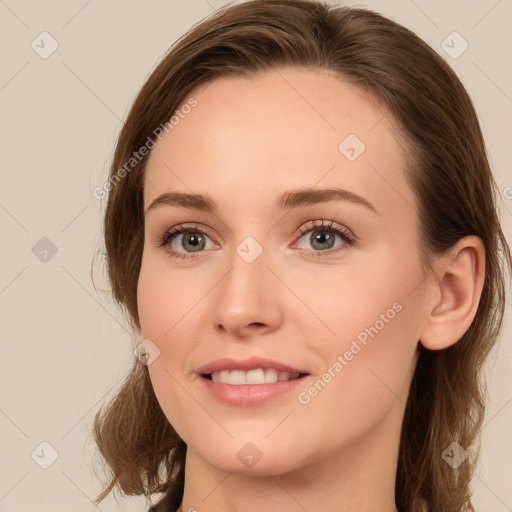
{"left": 92, "top": 1, "right": 512, "bottom": 511}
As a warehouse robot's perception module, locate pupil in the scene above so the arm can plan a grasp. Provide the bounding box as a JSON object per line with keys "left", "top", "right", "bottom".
{"left": 312, "top": 231, "right": 334, "bottom": 250}
{"left": 184, "top": 233, "right": 204, "bottom": 252}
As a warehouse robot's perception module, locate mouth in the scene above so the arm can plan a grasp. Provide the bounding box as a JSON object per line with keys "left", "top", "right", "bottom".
{"left": 199, "top": 362, "right": 311, "bottom": 405}
{"left": 201, "top": 368, "right": 309, "bottom": 385}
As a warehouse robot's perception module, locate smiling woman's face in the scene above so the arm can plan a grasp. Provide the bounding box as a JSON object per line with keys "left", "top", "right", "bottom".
{"left": 137, "top": 67, "right": 430, "bottom": 476}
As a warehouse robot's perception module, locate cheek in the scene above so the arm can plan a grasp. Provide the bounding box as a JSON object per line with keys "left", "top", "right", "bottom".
{"left": 289, "top": 245, "right": 421, "bottom": 342}
{"left": 136, "top": 255, "right": 210, "bottom": 387}
{"left": 136, "top": 258, "right": 198, "bottom": 435}
{"left": 137, "top": 254, "right": 195, "bottom": 339}
{"left": 137, "top": 264, "right": 167, "bottom": 339}
{"left": 295, "top": 300, "right": 420, "bottom": 454}
{"left": 293, "top": 250, "right": 422, "bottom": 412}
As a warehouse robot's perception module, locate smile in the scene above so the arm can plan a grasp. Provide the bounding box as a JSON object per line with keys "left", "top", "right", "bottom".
{"left": 207, "top": 368, "right": 304, "bottom": 385}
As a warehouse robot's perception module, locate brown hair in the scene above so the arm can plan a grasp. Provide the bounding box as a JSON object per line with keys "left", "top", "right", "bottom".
{"left": 92, "top": 1, "right": 512, "bottom": 511}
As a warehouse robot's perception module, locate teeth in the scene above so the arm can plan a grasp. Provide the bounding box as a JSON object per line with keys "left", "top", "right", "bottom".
{"left": 210, "top": 368, "right": 301, "bottom": 385}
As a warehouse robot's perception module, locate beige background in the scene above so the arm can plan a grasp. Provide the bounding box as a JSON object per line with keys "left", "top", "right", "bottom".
{"left": 0, "top": 1, "right": 511, "bottom": 511}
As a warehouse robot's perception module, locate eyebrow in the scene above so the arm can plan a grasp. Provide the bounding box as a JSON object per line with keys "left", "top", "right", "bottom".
{"left": 145, "top": 187, "right": 379, "bottom": 215}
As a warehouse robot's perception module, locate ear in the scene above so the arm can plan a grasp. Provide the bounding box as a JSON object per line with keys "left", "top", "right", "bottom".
{"left": 419, "top": 235, "right": 486, "bottom": 350}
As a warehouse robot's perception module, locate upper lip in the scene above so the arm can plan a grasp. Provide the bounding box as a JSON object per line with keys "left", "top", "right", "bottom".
{"left": 198, "top": 356, "right": 309, "bottom": 375}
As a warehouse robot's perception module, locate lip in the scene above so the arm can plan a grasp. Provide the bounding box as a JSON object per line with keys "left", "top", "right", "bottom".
{"left": 197, "top": 356, "right": 308, "bottom": 375}
{"left": 200, "top": 373, "right": 310, "bottom": 406}
{"left": 197, "top": 356, "right": 310, "bottom": 406}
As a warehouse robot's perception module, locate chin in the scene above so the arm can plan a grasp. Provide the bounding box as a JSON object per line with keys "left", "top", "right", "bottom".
{"left": 194, "top": 438, "right": 305, "bottom": 477}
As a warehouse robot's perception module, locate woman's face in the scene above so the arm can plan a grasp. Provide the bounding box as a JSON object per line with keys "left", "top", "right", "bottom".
{"left": 138, "top": 67, "right": 429, "bottom": 475}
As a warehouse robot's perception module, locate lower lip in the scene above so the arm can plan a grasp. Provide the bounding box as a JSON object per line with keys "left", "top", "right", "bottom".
{"left": 200, "top": 375, "right": 309, "bottom": 406}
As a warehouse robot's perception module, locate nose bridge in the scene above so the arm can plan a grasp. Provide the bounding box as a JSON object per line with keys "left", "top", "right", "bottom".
{"left": 211, "top": 235, "right": 282, "bottom": 333}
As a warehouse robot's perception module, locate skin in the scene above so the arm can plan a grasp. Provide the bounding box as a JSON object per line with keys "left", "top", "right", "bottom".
{"left": 137, "top": 67, "right": 485, "bottom": 512}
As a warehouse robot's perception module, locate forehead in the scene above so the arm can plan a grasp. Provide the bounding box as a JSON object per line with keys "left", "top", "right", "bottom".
{"left": 143, "top": 67, "right": 416, "bottom": 219}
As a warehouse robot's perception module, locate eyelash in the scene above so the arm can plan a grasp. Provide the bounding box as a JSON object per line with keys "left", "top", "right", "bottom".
{"left": 156, "top": 220, "right": 355, "bottom": 260}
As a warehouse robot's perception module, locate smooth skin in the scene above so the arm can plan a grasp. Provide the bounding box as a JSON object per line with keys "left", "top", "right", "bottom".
{"left": 137, "top": 67, "right": 485, "bottom": 512}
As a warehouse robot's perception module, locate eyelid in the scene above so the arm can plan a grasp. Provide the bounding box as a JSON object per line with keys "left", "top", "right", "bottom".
{"left": 155, "top": 222, "right": 216, "bottom": 246}
{"left": 290, "top": 219, "right": 355, "bottom": 254}
{"left": 293, "top": 219, "right": 354, "bottom": 241}
{"left": 156, "top": 219, "right": 355, "bottom": 259}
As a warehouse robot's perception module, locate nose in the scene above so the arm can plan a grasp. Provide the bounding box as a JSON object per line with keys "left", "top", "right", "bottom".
{"left": 211, "top": 245, "right": 284, "bottom": 338}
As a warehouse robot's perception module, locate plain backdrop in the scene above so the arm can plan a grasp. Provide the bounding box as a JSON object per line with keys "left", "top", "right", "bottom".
{"left": 0, "top": 1, "right": 511, "bottom": 511}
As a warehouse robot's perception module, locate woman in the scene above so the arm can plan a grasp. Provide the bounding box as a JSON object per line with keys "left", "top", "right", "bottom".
{"left": 92, "top": 1, "right": 512, "bottom": 511}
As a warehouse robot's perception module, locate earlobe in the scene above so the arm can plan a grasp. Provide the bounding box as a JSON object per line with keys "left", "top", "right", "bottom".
{"left": 419, "top": 235, "right": 486, "bottom": 351}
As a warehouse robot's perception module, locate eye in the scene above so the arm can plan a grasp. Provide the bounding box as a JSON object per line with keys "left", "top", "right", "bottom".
{"left": 157, "top": 220, "right": 355, "bottom": 260}
{"left": 293, "top": 220, "right": 354, "bottom": 256}
{"left": 156, "top": 223, "right": 216, "bottom": 260}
